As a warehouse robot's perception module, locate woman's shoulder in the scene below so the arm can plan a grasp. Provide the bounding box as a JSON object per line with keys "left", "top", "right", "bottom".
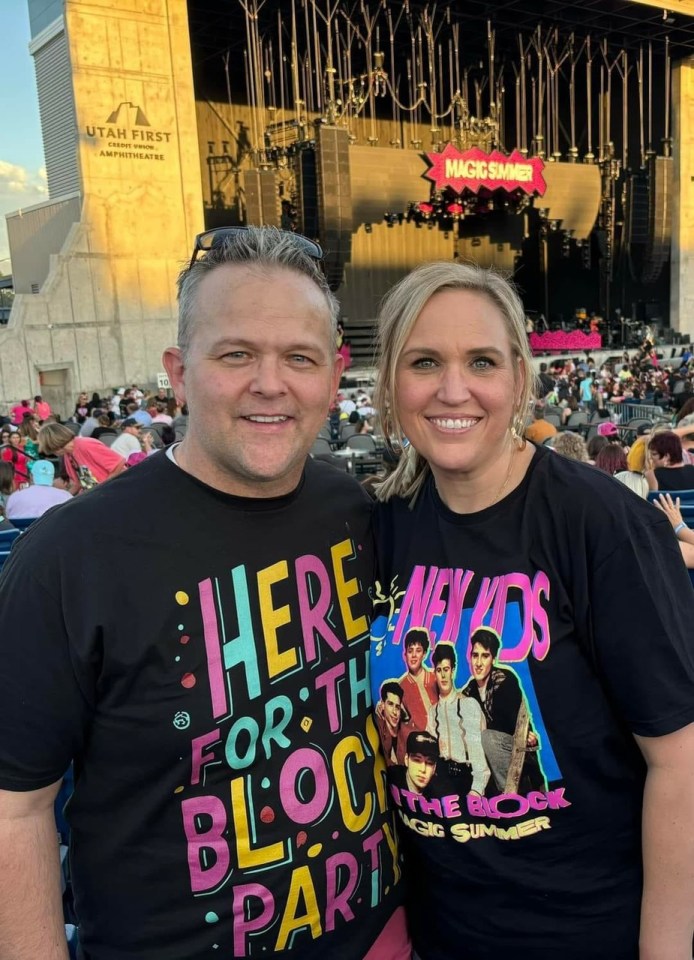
{"left": 530, "top": 443, "right": 667, "bottom": 535}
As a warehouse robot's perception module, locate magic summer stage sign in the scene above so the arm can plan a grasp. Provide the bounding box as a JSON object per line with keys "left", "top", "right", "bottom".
{"left": 424, "top": 145, "right": 547, "bottom": 196}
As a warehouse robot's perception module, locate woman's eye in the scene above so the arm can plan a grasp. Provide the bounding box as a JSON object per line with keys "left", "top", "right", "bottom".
{"left": 412, "top": 357, "right": 437, "bottom": 369}
{"left": 471, "top": 356, "right": 494, "bottom": 370}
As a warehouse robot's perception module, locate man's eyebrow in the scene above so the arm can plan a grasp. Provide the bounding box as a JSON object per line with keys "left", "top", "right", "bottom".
{"left": 206, "top": 337, "right": 324, "bottom": 352}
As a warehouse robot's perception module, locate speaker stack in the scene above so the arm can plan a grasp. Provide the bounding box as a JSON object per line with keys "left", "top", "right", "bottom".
{"left": 243, "top": 168, "right": 280, "bottom": 227}
{"left": 315, "top": 125, "right": 353, "bottom": 291}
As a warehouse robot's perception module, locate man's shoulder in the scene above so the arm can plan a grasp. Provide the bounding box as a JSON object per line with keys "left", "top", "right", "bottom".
{"left": 304, "top": 457, "right": 372, "bottom": 507}
{"left": 17, "top": 454, "right": 170, "bottom": 537}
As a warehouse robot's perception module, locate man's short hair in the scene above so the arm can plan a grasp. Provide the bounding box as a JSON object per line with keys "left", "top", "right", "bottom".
{"left": 176, "top": 225, "right": 340, "bottom": 360}
{"left": 431, "top": 641, "right": 457, "bottom": 669}
{"left": 469, "top": 627, "right": 501, "bottom": 659}
{"left": 404, "top": 627, "right": 430, "bottom": 654}
{"left": 380, "top": 680, "right": 404, "bottom": 702}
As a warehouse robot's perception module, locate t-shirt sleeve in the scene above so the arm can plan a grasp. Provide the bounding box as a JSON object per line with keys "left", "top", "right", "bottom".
{"left": 0, "top": 542, "right": 94, "bottom": 790}
{"left": 586, "top": 514, "right": 694, "bottom": 737}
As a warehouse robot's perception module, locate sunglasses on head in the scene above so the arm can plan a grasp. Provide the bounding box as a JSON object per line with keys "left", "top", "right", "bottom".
{"left": 187, "top": 226, "right": 323, "bottom": 271}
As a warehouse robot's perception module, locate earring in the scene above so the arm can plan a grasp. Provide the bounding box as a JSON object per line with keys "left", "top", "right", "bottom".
{"left": 509, "top": 412, "right": 525, "bottom": 447}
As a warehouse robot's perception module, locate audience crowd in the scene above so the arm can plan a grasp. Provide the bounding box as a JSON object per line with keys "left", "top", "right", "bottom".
{"left": 3, "top": 349, "right": 694, "bottom": 567}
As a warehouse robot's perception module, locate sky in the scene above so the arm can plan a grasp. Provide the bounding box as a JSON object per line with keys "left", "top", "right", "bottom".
{"left": 0, "top": 2, "right": 48, "bottom": 274}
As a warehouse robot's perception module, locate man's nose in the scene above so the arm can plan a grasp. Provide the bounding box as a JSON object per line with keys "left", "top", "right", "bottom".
{"left": 250, "top": 357, "right": 287, "bottom": 395}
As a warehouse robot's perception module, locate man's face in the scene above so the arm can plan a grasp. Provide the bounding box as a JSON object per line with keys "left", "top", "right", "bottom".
{"left": 406, "top": 642, "right": 425, "bottom": 675}
{"left": 435, "top": 658, "right": 454, "bottom": 696}
{"left": 383, "top": 692, "right": 402, "bottom": 728}
{"left": 405, "top": 752, "right": 436, "bottom": 793}
{"left": 164, "top": 264, "right": 342, "bottom": 497}
{"left": 471, "top": 642, "right": 493, "bottom": 685}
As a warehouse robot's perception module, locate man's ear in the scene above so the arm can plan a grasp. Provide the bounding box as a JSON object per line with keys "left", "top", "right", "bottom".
{"left": 330, "top": 351, "right": 345, "bottom": 401}
{"left": 162, "top": 347, "right": 186, "bottom": 406}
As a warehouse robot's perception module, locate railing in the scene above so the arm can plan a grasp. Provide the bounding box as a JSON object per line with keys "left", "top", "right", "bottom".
{"left": 605, "top": 402, "right": 671, "bottom": 424}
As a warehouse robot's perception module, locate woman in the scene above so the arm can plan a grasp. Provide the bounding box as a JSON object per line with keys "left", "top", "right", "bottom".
{"left": 38, "top": 423, "right": 125, "bottom": 495}
{"left": 552, "top": 430, "right": 589, "bottom": 463}
{"left": 0, "top": 461, "right": 15, "bottom": 526}
{"left": 17, "top": 415, "right": 40, "bottom": 460}
{"left": 73, "top": 392, "right": 90, "bottom": 423}
{"left": 594, "top": 443, "right": 628, "bottom": 476}
{"left": 645, "top": 431, "right": 694, "bottom": 491}
{"left": 586, "top": 433, "right": 607, "bottom": 464}
{"left": 654, "top": 492, "right": 694, "bottom": 569}
{"left": 1, "top": 432, "right": 30, "bottom": 490}
{"left": 369, "top": 260, "right": 694, "bottom": 960}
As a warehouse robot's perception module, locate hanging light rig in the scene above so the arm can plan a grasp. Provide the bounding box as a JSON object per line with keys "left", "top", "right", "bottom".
{"left": 230, "top": 0, "right": 673, "bottom": 272}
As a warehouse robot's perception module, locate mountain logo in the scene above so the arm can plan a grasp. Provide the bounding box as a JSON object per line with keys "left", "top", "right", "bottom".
{"left": 105, "top": 102, "right": 150, "bottom": 127}
{"left": 84, "top": 103, "right": 172, "bottom": 158}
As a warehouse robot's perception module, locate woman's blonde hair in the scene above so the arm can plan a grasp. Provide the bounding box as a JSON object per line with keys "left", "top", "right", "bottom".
{"left": 374, "top": 260, "right": 536, "bottom": 502}
{"left": 38, "top": 422, "right": 75, "bottom": 455}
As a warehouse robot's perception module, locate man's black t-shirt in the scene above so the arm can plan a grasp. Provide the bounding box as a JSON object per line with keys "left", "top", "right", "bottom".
{"left": 371, "top": 444, "right": 694, "bottom": 960}
{"left": 0, "top": 454, "right": 407, "bottom": 960}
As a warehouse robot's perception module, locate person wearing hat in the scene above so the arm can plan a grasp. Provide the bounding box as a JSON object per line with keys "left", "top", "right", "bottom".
{"left": 391, "top": 731, "right": 440, "bottom": 796}
{"left": 596, "top": 420, "right": 620, "bottom": 440}
{"left": 110, "top": 417, "right": 144, "bottom": 458}
{"left": 5, "top": 459, "right": 72, "bottom": 519}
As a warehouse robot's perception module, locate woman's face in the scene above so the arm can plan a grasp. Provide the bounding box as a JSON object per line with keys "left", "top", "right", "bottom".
{"left": 394, "top": 288, "right": 521, "bottom": 490}
{"left": 1, "top": 432, "right": 9, "bottom": 445}
{"left": 9, "top": 433, "right": 20, "bottom": 447}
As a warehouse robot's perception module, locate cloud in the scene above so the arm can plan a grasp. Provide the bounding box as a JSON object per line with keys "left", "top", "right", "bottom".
{"left": 0, "top": 161, "right": 48, "bottom": 270}
{"left": 0, "top": 160, "right": 47, "bottom": 197}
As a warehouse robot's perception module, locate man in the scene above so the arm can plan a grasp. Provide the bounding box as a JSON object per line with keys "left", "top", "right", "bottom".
{"left": 461, "top": 627, "right": 546, "bottom": 794}
{"left": 79, "top": 407, "right": 104, "bottom": 438}
{"left": 5, "top": 459, "right": 72, "bottom": 519}
{"left": 127, "top": 400, "right": 153, "bottom": 427}
{"left": 536, "top": 362, "right": 555, "bottom": 398}
{"left": 391, "top": 730, "right": 439, "bottom": 797}
{"left": 523, "top": 403, "right": 557, "bottom": 445}
{"left": 376, "top": 680, "right": 414, "bottom": 766}
{"left": 425, "top": 642, "right": 489, "bottom": 796}
{"left": 110, "top": 417, "right": 144, "bottom": 458}
{"left": 398, "top": 627, "right": 438, "bottom": 730}
{"left": 0, "top": 227, "right": 408, "bottom": 960}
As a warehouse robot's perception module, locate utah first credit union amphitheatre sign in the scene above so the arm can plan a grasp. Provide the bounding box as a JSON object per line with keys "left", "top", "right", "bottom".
{"left": 424, "top": 144, "right": 546, "bottom": 196}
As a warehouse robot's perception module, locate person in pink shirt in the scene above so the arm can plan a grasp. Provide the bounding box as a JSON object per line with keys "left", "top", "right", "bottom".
{"left": 37, "top": 422, "right": 125, "bottom": 494}
{"left": 33, "top": 395, "right": 52, "bottom": 421}
{"left": 10, "top": 400, "right": 34, "bottom": 427}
